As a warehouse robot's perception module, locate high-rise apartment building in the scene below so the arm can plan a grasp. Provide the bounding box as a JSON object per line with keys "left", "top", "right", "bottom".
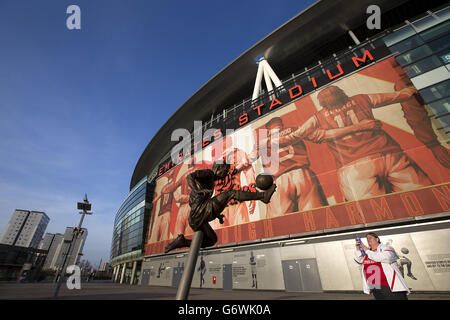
{"left": 100, "top": 261, "right": 110, "bottom": 272}
{"left": 38, "top": 233, "right": 55, "bottom": 251}
{"left": 54, "top": 227, "right": 88, "bottom": 270}
{"left": 39, "top": 233, "right": 65, "bottom": 270}
{"left": 0, "top": 210, "right": 50, "bottom": 249}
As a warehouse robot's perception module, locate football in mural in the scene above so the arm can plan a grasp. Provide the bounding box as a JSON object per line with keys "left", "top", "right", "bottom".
{"left": 255, "top": 174, "right": 274, "bottom": 190}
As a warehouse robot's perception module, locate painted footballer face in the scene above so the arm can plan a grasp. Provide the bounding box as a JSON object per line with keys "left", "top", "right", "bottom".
{"left": 317, "top": 85, "right": 349, "bottom": 110}
{"left": 265, "top": 117, "right": 284, "bottom": 132}
{"left": 267, "top": 123, "right": 283, "bottom": 132}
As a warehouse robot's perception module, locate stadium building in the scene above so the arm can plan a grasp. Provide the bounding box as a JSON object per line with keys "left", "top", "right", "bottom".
{"left": 111, "top": 0, "right": 450, "bottom": 292}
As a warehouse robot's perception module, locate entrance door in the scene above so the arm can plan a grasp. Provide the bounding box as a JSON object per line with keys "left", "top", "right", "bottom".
{"left": 281, "top": 260, "right": 302, "bottom": 292}
{"left": 223, "top": 264, "right": 232, "bottom": 291}
{"left": 282, "top": 259, "right": 322, "bottom": 292}
{"left": 133, "top": 262, "right": 142, "bottom": 285}
{"left": 299, "top": 259, "right": 322, "bottom": 292}
{"left": 141, "top": 269, "right": 151, "bottom": 286}
{"left": 172, "top": 265, "right": 183, "bottom": 288}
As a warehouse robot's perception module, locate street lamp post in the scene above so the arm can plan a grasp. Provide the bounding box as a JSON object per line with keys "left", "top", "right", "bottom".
{"left": 175, "top": 230, "right": 203, "bottom": 300}
{"left": 53, "top": 194, "right": 92, "bottom": 298}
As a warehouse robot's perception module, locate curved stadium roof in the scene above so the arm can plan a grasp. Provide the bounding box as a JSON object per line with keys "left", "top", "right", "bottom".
{"left": 130, "top": 0, "right": 444, "bottom": 190}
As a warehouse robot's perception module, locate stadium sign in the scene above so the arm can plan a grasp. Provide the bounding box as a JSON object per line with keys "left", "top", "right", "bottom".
{"left": 157, "top": 44, "right": 391, "bottom": 178}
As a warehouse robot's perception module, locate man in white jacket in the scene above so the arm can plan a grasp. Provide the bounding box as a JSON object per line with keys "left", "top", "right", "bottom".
{"left": 354, "top": 232, "right": 410, "bottom": 300}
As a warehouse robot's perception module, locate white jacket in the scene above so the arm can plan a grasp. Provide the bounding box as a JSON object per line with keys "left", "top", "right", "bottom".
{"left": 354, "top": 243, "right": 410, "bottom": 295}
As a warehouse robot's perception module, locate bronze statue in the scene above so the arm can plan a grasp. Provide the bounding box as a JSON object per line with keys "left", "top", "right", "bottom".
{"left": 165, "top": 162, "right": 277, "bottom": 253}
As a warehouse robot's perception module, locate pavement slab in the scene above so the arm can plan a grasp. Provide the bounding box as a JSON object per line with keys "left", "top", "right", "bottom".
{"left": 0, "top": 282, "right": 449, "bottom": 300}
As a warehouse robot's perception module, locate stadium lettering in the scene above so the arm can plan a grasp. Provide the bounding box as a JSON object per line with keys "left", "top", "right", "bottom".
{"left": 303, "top": 211, "right": 316, "bottom": 231}
{"left": 401, "top": 192, "right": 424, "bottom": 216}
{"left": 158, "top": 48, "right": 378, "bottom": 177}
{"left": 346, "top": 202, "right": 365, "bottom": 225}
{"left": 249, "top": 222, "right": 257, "bottom": 240}
{"left": 289, "top": 85, "right": 302, "bottom": 99}
{"left": 253, "top": 104, "right": 264, "bottom": 116}
{"left": 431, "top": 185, "right": 450, "bottom": 211}
{"left": 234, "top": 225, "right": 242, "bottom": 242}
{"left": 222, "top": 228, "right": 229, "bottom": 243}
{"left": 263, "top": 219, "right": 274, "bottom": 238}
{"left": 239, "top": 113, "right": 249, "bottom": 126}
{"left": 370, "top": 198, "right": 394, "bottom": 221}
{"left": 237, "top": 49, "right": 375, "bottom": 128}
{"left": 352, "top": 50, "right": 374, "bottom": 67}
{"left": 325, "top": 207, "right": 340, "bottom": 228}
{"left": 269, "top": 97, "right": 283, "bottom": 110}
{"left": 327, "top": 64, "right": 344, "bottom": 80}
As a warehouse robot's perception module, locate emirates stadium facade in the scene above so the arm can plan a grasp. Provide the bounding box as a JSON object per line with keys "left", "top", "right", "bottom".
{"left": 111, "top": 0, "right": 450, "bottom": 293}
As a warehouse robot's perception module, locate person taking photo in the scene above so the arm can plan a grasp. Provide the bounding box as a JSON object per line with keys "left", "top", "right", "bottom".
{"left": 354, "top": 232, "right": 410, "bottom": 300}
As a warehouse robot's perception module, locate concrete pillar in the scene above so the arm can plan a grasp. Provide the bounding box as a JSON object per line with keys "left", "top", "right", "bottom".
{"left": 114, "top": 265, "right": 120, "bottom": 282}
{"left": 119, "top": 263, "right": 126, "bottom": 284}
{"left": 112, "top": 266, "right": 116, "bottom": 280}
{"left": 348, "top": 30, "right": 360, "bottom": 45}
{"left": 114, "top": 264, "right": 120, "bottom": 282}
{"left": 130, "top": 261, "right": 137, "bottom": 285}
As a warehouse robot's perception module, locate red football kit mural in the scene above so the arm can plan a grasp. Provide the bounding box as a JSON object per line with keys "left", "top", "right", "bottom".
{"left": 281, "top": 87, "right": 433, "bottom": 201}
{"left": 252, "top": 117, "right": 328, "bottom": 217}
{"left": 148, "top": 170, "right": 177, "bottom": 243}
{"left": 145, "top": 56, "right": 450, "bottom": 255}
{"left": 213, "top": 146, "right": 257, "bottom": 227}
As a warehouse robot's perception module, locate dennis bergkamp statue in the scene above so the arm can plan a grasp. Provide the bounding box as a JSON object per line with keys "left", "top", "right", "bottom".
{"left": 165, "top": 162, "right": 277, "bottom": 253}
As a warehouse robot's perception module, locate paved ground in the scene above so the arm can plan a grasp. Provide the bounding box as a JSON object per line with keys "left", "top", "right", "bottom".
{"left": 0, "top": 281, "right": 449, "bottom": 300}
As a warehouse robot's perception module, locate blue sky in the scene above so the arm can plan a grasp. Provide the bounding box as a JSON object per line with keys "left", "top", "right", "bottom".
{"left": 0, "top": 0, "right": 315, "bottom": 267}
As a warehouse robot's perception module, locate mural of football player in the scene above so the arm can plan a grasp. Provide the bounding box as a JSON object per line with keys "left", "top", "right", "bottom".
{"left": 156, "top": 262, "right": 166, "bottom": 279}
{"left": 385, "top": 239, "right": 418, "bottom": 281}
{"left": 394, "top": 75, "right": 450, "bottom": 168}
{"left": 149, "top": 170, "right": 178, "bottom": 243}
{"left": 198, "top": 254, "right": 206, "bottom": 288}
{"left": 398, "top": 247, "right": 418, "bottom": 281}
{"left": 172, "top": 160, "right": 196, "bottom": 237}
{"left": 251, "top": 116, "right": 328, "bottom": 217}
{"left": 279, "top": 85, "right": 433, "bottom": 201}
{"left": 214, "top": 145, "right": 257, "bottom": 226}
{"left": 250, "top": 251, "right": 257, "bottom": 289}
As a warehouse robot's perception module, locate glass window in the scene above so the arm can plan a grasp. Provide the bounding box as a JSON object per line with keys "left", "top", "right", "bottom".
{"left": 388, "top": 35, "right": 424, "bottom": 54}
{"left": 412, "top": 15, "right": 440, "bottom": 32}
{"left": 419, "top": 20, "right": 450, "bottom": 41}
{"left": 428, "top": 34, "right": 450, "bottom": 53}
{"left": 383, "top": 25, "right": 415, "bottom": 47}
{"left": 403, "top": 55, "right": 442, "bottom": 77}
{"left": 435, "top": 6, "right": 450, "bottom": 21}
{"left": 372, "top": 37, "right": 389, "bottom": 50}
{"left": 437, "top": 48, "right": 450, "bottom": 64}
{"left": 395, "top": 45, "right": 433, "bottom": 66}
{"left": 429, "top": 97, "right": 450, "bottom": 118}
{"left": 435, "top": 114, "right": 450, "bottom": 132}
